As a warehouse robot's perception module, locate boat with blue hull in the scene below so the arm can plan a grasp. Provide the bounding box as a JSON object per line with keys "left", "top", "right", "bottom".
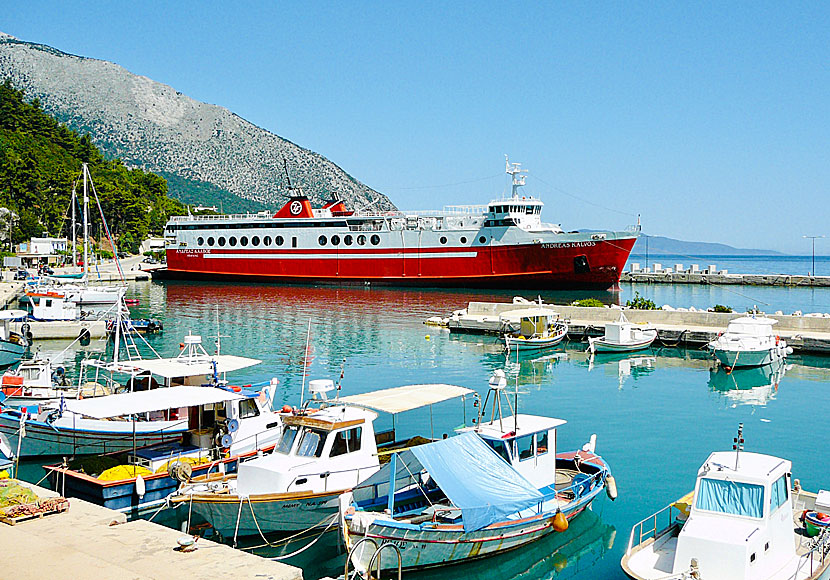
{"left": 45, "top": 384, "right": 282, "bottom": 514}
{"left": 340, "top": 371, "right": 615, "bottom": 575}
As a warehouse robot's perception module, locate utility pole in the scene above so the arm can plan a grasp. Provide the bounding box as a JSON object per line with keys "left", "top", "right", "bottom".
{"left": 803, "top": 235, "right": 825, "bottom": 276}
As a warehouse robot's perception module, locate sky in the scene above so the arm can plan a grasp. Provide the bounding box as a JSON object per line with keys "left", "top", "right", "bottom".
{"left": 4, "top": 2, "right": 829, "bottom": 254}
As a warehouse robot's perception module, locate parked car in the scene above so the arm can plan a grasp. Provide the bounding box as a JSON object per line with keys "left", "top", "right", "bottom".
{"left": 14, "top": 269, "right": 28, "bottom": 280}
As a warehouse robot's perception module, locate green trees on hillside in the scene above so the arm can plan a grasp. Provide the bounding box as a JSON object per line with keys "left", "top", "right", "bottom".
{"left": 0, "top": 79, "right": 185, "bottom": 254}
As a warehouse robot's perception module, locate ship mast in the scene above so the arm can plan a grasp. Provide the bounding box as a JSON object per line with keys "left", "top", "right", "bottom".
{"left": 505, "top": 155, "right": 528, "bottom": 199}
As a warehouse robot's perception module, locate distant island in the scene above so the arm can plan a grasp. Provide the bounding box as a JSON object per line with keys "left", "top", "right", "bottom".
{"left": 629, "top": 234, "right": 785, "bottom": 256}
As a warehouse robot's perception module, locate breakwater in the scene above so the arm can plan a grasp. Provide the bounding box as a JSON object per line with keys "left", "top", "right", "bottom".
{"left": 621, "top": 271, "right": 830, "bottom": 287}
{"left": 441, "top": 302, "right": 830, "bottom": 354}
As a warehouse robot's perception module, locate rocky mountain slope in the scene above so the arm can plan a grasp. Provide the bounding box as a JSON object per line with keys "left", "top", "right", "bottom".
{"left": 0, "top": 32, "right": 393, "bottom": 212}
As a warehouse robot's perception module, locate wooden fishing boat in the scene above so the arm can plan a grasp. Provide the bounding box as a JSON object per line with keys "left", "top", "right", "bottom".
{"left": 621, "top": 424, "right": 830, "bottom": 580}
{"left": 587, "top": 312, "right": 656, "bottom": 354}
{"left": 503, "top": 308, "right": 568, "bottom": 352}
{"left": 340, "top": 372, "right": 615, "bottom": 575}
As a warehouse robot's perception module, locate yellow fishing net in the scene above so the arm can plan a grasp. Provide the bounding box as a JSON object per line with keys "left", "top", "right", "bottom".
{"left": 97, "top": 465, "right": 153, "bottom": 481}
{"left": 0, "top": 479, "right": 39, "bottom": 507}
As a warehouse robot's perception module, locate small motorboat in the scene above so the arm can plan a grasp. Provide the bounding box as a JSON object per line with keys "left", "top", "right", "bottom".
{"left": 341, "top": 371, "right": 615, "bottom": 576}
{"left": 587, "top": 312, "right": 657, "bottom": 354}
{"left": 503, "top": 308, "right": 568, "bottom": 352}
{"left": 621, "top": 424, "right": 830, "bottom": 580}
{"left": 0, "top": 311, "right": 29, "bottom": 369}
{"left": 0, "top": 356, "right": 78, "bottom": 409}
{"left": 708, "top": 315, "right": 792, "bottom": 368}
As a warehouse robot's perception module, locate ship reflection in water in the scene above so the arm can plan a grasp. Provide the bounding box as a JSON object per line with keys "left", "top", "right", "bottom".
{"left": 708, "top": 360, "right": 789, "bottom": 408}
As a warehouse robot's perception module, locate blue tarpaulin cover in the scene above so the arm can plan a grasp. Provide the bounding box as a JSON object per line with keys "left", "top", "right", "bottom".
{"left": 353, "top": 432, "right": 544, "bottom": 531}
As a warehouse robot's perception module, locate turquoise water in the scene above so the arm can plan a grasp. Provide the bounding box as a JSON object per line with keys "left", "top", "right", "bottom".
{"left": 15, "top": 279, "right": 830, "bottom": 579}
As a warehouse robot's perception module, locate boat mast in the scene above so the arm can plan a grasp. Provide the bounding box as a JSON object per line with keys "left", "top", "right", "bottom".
{"left": 82, "top": 163, "right": 89, "bottom": 279}
{"left": 71, "top": 180, "right": 77, "bottom": 271}
{"left": 733, "top": 423, "right": 744, "bottom": 470}
{"left": 505, "top": 155, "right": 527, "bottom": 199}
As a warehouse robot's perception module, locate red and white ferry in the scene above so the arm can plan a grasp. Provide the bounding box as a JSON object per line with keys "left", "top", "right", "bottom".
{"left": 162, "top": 160, "right": 638, "bottom": 289}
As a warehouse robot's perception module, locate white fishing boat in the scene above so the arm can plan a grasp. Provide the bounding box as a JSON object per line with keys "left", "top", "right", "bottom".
{"left": 340, "top": 371, "right": 615, "bottom": 576}
{"left": 622, "top": 424, "right": 830, "bottom": 580}
{"left": 503, "top": 308, "right": 568, "bottom": 351}
{"left": 170, "top": 381, "right": 474, "bottom": 540}
{"left": 0, "top": 356, "right": 79, "bottom": 409}
{"left": 0, "top": 310, "right": 28, "bottom": 368}
{"left": 708, "top": 315, "right": 792, "bottom": 368}
{"left": 45, "top": 382, "right": 282, "bottom": 514}
{"left": 587, "top": 312, "right": 657, "bottom": 354}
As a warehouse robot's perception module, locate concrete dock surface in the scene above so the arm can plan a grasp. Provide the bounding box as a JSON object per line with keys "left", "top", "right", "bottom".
{"left": 0, "top": 482, "right": 303, "bottom": 580}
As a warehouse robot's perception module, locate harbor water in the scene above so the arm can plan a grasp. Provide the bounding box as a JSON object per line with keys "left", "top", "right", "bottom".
{"left": 15, "top": 276, "right": 830, "bottom": 579}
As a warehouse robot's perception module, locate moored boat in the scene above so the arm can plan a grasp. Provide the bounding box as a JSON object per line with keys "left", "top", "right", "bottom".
{"left": 0, "top": 310, "right": 29, "bottom": 368}
{"left": 587, "top": 312, "right": 657, "bottom": 354}
{"left": 621, "top": 424, "right": 830, "bottom": 580}
{"left": 708, "top": 315, "right": 792, "bottom": 368}
{"left": 340, "top": 371, "right": 614, "bottom": 575}
{"left": 503, "top": 308, "right": 569, "bottom": 352}
{"left": 170, "top": 381, "right": 474, "bottom": 539}
{"left": 161, "top": 158, "right": 637, "bottom": 289}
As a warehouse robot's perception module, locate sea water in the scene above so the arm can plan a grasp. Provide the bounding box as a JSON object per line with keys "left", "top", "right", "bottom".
{"left": 16, "top": 278, "right": 830, "bottom": 579}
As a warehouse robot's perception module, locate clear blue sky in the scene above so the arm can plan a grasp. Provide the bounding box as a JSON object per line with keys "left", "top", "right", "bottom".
{"left": 4, "top": 2, "right": 829, "bottom": 253}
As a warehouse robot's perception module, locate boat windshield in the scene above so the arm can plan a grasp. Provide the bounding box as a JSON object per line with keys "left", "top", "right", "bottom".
{"left": 695, "top": 478, "right": 764, "bottom": 518}
{"left": 275, "top": 425, "right": 300, "bottom": 455}
{"left": 297, "top": 428, "right": 327, "bottom": 458}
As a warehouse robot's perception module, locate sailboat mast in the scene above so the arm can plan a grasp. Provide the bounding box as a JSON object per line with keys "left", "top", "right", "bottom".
{"left": 71, "top": 182, "right": 77, "bottom": 270}
{"left": 82, "top": 164, "right": 89, "bottom": 277}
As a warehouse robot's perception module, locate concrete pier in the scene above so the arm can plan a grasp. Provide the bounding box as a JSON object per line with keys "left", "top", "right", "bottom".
{"left": 0, "top": 481, "right": 303, "bottom": 580}
{"left": 443, "top": 302, "right": 830, "bottom": 354}
{"left": 621, "top": 271, "right": 830, "bottom": 287}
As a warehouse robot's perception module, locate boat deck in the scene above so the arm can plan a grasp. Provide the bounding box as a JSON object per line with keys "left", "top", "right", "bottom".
{"left": 624, "top": 491, "right": 830, "bottom": 580}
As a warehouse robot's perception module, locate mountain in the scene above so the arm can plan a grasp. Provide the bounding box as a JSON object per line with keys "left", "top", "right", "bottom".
{"left": 0, "top": 32, "right": 394, "bottom": 213}
{"left": 629, "top": 234, "right": 784, "bottom": 256}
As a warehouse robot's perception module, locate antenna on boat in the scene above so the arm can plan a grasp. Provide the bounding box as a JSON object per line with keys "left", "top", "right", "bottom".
{"left": 299, "top": 320, "right": 312, "bottom": 410}
{"left": 335, "top": 358, "right": 346, "bottom": 400}
{"left": 504, "top": 155, "right": 527, "bottom": 199}
{"left": 733, "top": 423, "right": 744, "bottom": 470}
{"left": 213, "top": 306, "right": 228, "bottom": 355}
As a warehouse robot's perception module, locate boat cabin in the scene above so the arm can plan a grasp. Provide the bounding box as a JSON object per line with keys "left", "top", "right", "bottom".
{"left": 236, "top": 404, "right": 380, "bottom": 496}
{"left": 500, "top": 308, "right": 561, "bottom": 337}
{"left": 28, "top": 292, "right": 79, "bottom": 321}
{"left": 672, "top": 451, "right": 795, "bottom": 579}
{"left": 461, "top": 413, "right": 565, "bottom": 489}
{"left": 724, "top": 316, "right": 778, "bottom": 338}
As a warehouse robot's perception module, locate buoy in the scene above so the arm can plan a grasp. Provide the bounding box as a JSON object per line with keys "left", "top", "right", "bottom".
{"left": 425, "top": 335, "right": 430, "bottom": 340}
{"left": 281, "top": 404, "right": 292, "bottom": 413}
{"left": 135, "top": 473, "right": 146, "bottom": 498}
{"left": 553, "top": 510, "right": 569, "bottom": 532}
{"left": 606, "top": 475, "right": 618, "bottom": 501}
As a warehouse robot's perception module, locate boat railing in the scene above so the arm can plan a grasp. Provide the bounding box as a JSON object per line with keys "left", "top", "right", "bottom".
{"left": 168, "top": 212, "right": 275, "bottom": 222}
{"left": 795, "top": 526, "right": 830, "bottom": 578}
{"left": 627, "top": 503, "right": 684, "bottom": 556}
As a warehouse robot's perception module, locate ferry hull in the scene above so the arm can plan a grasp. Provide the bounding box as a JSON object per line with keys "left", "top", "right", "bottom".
{"left": 163, "top": 237, "right": 636, "bottom": 290}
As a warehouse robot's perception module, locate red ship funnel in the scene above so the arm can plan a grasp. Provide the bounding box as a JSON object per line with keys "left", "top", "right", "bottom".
{"left": 274, "top": 196, "right": 314, "bottom": 218}
{"left": 322, "top": 199, "right": 352, "bottom": 216}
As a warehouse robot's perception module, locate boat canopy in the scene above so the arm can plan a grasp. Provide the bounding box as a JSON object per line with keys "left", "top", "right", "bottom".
{"left": 499, "top": 308, "right": 560, "bottom": 322}
{"left": 63, "top": 386, "right": 246, "bottom": 419}
{"left": 338, "top": 383, "right": 474, "bottom": 415}
{"left": 354, "top": 432, "right": 543, "bottom": 532}
{"left": 121, "top": 355, "right": 261, "bottom": 379}
{"left": 0, "top": 309, "right": 28, "bottom": 320}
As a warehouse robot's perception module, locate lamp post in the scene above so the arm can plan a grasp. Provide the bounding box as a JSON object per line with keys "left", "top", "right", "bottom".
{"left": 803, "top": 235, "right": 825, "bottom": 276}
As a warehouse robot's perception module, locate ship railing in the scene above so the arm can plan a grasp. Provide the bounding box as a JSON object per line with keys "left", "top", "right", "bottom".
{"left": 168, "top": 212, "right": 274, "bottom": 222}
{"left": 795, "top": 526, "right": 830, "bottom": 578}
{"left": 627, "top": 503, "right": 684, "bottom": 556}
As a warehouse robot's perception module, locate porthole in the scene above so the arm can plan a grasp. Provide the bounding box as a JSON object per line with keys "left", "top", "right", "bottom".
{"left": 263, "top": 235, "right": 271, "bottom": 246}
{"left": 331, "top": 235, "right": 340, "bottom": 246}
{"left": 197, "top": 236, "right": 205, "bottom": 246}
{"left": 344, "top": 235, "right": 353, "bottom": 246}
{"left": 460, "top": 237, "right": 467, "bottom": 244}
{"left": 218, "top": 237, "right": 226, "bottom": 247}
{"left": 207, "top": 237, "right": 215, "bottom": 247}
{"left": 229, "top": 236, "right": 237, "bottom": 247}
{"left": 276, "top": 235, "right": 284, "bottom": 246}
{"left": 371, "top": 234, "right": 381, "bottom": 245}
{"left": 479, "top": 236, "right": 486, "bottom": 244}
{"left": 318, "top": 235, "right": 327, "bottom": 246}
{"left": 240, "top": 236, "right": 248, "bottom": 246}
{"left": 252, "top": 236, "right": 260, "bottom": 246}
{"left": 357, "top": 235, "right": 367, "bottom": 246}
{"left": 440, "top": 236, "right": 447, "bottom": 244}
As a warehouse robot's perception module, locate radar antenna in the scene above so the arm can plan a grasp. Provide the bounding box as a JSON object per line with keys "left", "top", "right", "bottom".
{"left": 504, "top": 155, "right": 528, "bottom": 199}
{"left": 733, "top": 423, "right": 744, "bottom": 470}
